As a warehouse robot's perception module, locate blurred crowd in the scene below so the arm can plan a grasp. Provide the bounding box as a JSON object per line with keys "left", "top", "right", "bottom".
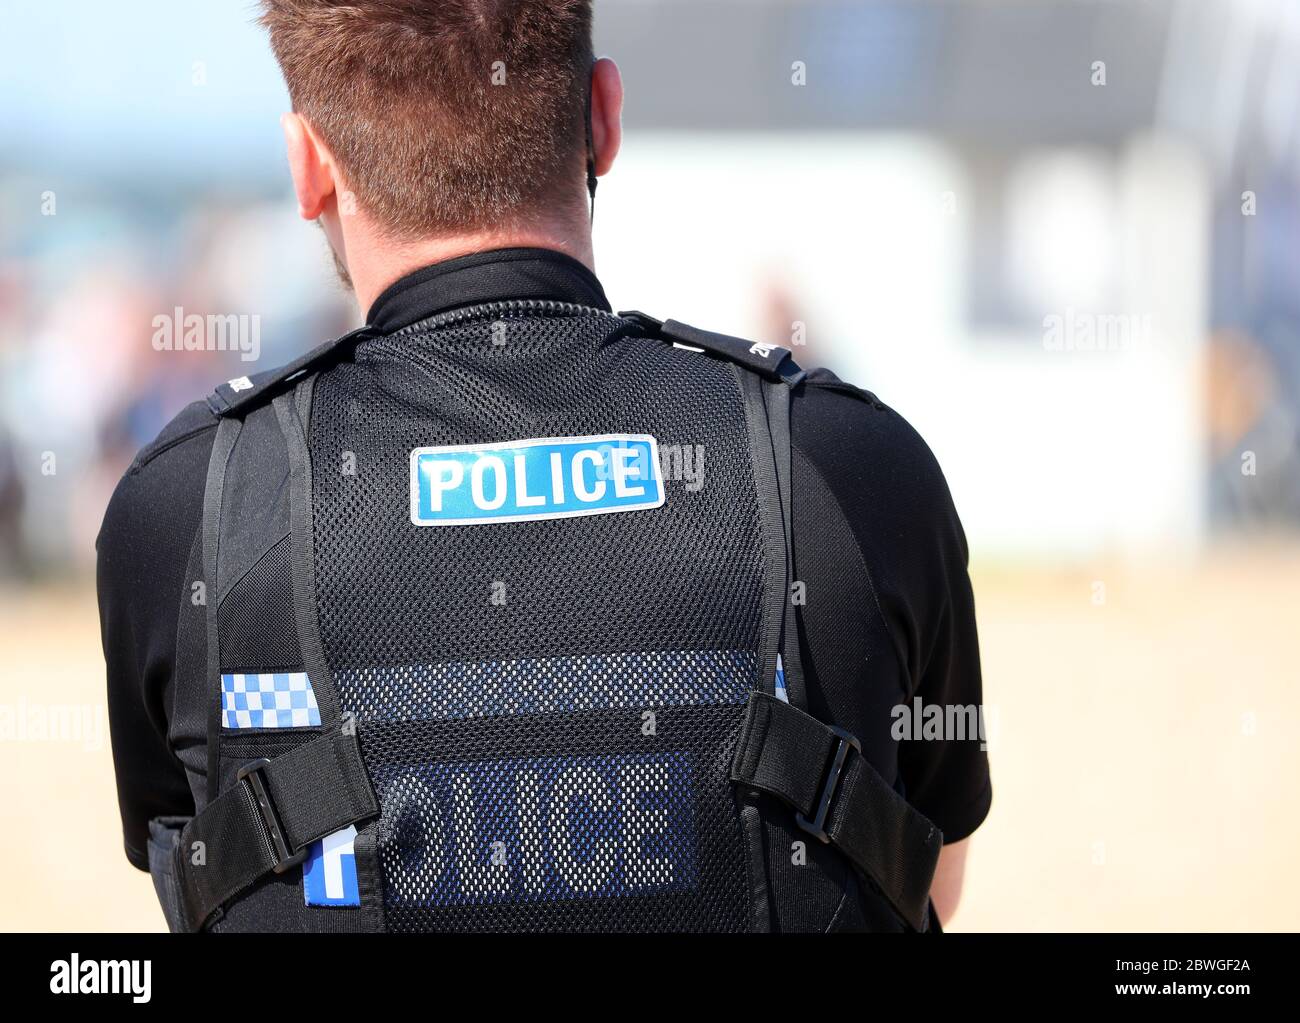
{"left": 0, "top": 191, "right": 353, "bottom": 578}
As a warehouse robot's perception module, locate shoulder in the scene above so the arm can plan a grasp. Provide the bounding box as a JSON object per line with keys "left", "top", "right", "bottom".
{"left": 123, "top": 399, "right": 219, "bottom": 477}
{"left": 97, "top": 399, "right": 221, "bottom": 709}
{"left": 792, "top": 369, "right": 966, "bottom": 558}
{"left": 790, "top": 367, "right": 971, "bottom": 681}
{"left": 99, "top": 400, "right": 218, "bottom": 562}
{"left": 790, "top": 368, "right": 976, "bottom": 708}
{"left": 793, "top": 368, "right": 917, "bottom": 462}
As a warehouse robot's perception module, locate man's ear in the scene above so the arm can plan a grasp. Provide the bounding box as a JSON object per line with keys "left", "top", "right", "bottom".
{"left": 281, "top": 112, "right": 336, "bottom": 220}
{"left": 590, "top": 57, "right": 623, "bottom": 177}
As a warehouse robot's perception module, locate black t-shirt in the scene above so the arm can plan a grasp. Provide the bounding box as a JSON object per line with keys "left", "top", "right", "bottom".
{"left": 97, "top": 247, "right": 991, "bottom": 871}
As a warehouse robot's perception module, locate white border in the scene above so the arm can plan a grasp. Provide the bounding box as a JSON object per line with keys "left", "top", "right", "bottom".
{"left": 409, "top": 433, "right": 666, "bottom": 526}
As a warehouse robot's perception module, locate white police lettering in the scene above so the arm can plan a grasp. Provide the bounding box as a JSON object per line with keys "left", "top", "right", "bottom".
{"left": 453, "top": 773, "right": 510, "bottom": 896}
{"left": 571, "top": 449, "right": 605, "bottom": 503}
{"left": 470, "top": 454, "right": 508, "bottom": 511}
{"left": 516, "top": 770, "right": 546, "bottom": 893}
{"left": 410, "top": 434, "right": 664, "bottom": 526}
{"left": 621, "top": 759, "right": 676, "bottom": 886}
{"left": 610, "top": 447, "right": 647, "bottom": 498}
{"left": 551, "top": 765, "right": 616, "bottom": 892}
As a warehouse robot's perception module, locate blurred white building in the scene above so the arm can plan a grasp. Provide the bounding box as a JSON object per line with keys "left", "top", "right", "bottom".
{"left": 598, "top": 133, "right": 1210, "bottom": 560}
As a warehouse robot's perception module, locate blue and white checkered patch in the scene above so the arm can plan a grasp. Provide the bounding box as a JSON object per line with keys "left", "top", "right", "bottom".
{"left": 221, "top": 671, "right": 321, "bottom": 729}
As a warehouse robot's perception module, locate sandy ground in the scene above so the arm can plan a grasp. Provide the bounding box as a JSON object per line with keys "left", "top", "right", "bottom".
{"left": 2, "top": 546, "right": 1297, "bottom": 932}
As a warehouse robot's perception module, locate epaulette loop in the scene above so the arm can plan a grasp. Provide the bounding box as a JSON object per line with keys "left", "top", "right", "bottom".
{"left": 207, "top": 325, "right": 380, "bottom": 417}
{"left": 617, "top": 310, "right": 805, "bottom": 386}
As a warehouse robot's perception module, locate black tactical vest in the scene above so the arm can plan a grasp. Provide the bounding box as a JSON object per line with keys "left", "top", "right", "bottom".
{"left": 146, "top": 302, "right": 941, "bottom": 933}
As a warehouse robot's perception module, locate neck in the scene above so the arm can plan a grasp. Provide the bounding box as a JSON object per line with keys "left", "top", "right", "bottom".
{"left": 336, "top": 212, "right": 594, "bottom": 317}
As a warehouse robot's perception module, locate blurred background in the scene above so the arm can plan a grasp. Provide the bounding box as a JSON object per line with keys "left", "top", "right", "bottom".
{"left": 2, "top": 0, "right": 1298, "bottom": 931}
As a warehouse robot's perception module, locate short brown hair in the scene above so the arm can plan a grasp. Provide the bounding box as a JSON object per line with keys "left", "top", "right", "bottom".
{"left": 260, "top": 0, "right": 594, "bottom": 239}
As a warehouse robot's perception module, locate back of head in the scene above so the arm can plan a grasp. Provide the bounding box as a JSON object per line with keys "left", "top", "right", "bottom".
{"left": 260, "top": 0, "right": 595, "bottom": 239}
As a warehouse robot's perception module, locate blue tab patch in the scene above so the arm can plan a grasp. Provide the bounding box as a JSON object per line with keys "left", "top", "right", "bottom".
{"left": 303, "top": 825, "right": 360, "bottom": 907}
{"left": 409, "top": 434, "right": 664, "bottom": 526}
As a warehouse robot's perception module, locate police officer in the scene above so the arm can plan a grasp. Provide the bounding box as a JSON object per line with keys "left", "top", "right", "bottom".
{"left": 98, "top": 0, "right": 989, "bottom": 933}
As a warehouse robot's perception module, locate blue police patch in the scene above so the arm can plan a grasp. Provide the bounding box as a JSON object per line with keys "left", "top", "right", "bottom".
{"left": 302, "top": 825, "right": 360, "bottom": 907}
{"left": 409, "top": 434, "right": 664, "bottom": 526}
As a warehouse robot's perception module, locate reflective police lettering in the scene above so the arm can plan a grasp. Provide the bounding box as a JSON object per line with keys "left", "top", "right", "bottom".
{"left": 409, "top": 434, "right": 664, "bottom": 525}
{"left": 376, "top": 752, "right": 696, "bottom": 906}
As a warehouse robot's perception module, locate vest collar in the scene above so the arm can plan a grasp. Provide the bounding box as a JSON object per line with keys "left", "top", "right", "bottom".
{"left": 365, "top": 247, "right": 611, "bottom": 333}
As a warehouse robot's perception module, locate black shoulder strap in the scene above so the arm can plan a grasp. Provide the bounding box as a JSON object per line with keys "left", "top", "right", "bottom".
{"left": 624, "top": 310, "right": 942, "bottom": 932}
{"left": 206, "top": 325, "right": 379, "bottom": 418}
{"left": 621, "top": 309, "right": 808, "bottom": 707}
{"left": 167, "top": 365, "right": 381, "bottom": 931}
{"left": 201, "top": 415, "right": 240, "bottom": 806}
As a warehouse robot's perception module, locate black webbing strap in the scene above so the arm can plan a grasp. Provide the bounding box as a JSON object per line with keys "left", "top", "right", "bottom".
{"left": 202, "top": 416, "right": 241, "bottom": 805}
{"left": 181, "top": 367, "right": 380, "bottom": 930}
{"left": 761, "top": 371, "right": 809, "bottom": 710}
{"left": 731, "top": 692, "right": 944, "bottom": 932}
{"left": 273, "top": 384, "right": 345, "bottom": 726}
{"left": 637, "top": 308, "right": 810, "bottom": 931}
{"left": 174, "top": 728, "right": 377, "bottom": 931}
{"left": 736, "top": 369, "right": 788, "bottom": 703}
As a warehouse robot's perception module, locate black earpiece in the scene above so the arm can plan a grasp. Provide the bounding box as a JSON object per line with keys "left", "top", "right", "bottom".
{"left": 585, "top": 65, "right": 598, "bottom": 223}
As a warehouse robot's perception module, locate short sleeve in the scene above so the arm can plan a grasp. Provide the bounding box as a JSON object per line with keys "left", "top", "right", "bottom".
{"left": 792, "top": 376, "right": 991, "bottom": 843}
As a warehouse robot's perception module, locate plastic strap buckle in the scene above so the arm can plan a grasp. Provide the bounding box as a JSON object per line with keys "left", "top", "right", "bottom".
{"left": 795, "top": 727, "right": 862, "bottom": 843}
{"left": 236, "top": 758, "right": 308, "bottom": 874}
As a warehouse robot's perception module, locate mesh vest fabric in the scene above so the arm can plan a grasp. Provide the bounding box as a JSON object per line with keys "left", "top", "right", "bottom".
{"left": 308, "top": 305, "right": 766, "bottom": 931}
